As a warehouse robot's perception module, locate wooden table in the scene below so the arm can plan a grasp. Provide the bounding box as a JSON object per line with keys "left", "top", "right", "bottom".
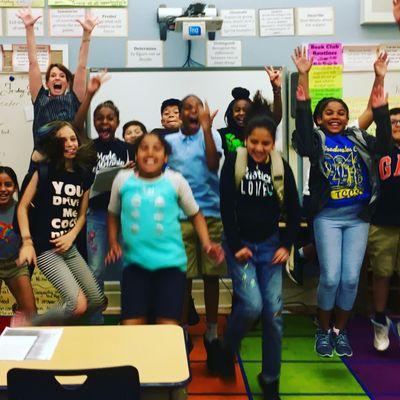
{"left": 0, "top": 325, "right": 190, "bottom": 399}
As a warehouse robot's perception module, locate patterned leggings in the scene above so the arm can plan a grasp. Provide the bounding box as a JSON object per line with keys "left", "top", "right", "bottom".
{"left": 33, "top": 246, "right": 105, "bottom": 325}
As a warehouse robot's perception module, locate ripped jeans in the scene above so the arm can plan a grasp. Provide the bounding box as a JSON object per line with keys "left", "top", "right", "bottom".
{"left": 224, "top": 233, "right": 283, "bottom": 384}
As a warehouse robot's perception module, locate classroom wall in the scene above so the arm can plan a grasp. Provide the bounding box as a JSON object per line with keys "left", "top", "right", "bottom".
{"left": 1, "top": 0, "right": 399, "bottom": 71}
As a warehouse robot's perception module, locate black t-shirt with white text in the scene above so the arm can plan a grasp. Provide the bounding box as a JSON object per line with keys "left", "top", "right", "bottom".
{"left": 89, "top": 138, "right": 134, "bottom": 210}
{"left": 33, "top": 166, "right": 91, "bottom": 254}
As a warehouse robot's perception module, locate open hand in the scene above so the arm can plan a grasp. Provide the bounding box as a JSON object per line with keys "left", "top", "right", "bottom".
{"left": 77, "top": 14, "right": 100, "bottom": 34}
{"left": 198, "top": 100, "right": 218, "bottom": 130}
{"left": 17, "top": 8, "right": 41, "bottom": 28}
{"left": 291, "top": 46, "right": 313, "bottom": 74}
{"left": 87, "top": 70, "right": 110, "bottom": 95}
{"left": 374, "top": 51, "right": 389, "bottom": 78}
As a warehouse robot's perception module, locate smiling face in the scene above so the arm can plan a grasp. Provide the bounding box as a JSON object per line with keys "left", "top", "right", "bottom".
{"left": 136, "top": 134, "right": 167, "bottom": 179}
{"left": 246, "top": 127, "right": 275, "bottom": 164}
{"left": 181, "top": 96, "right": 201, "bottom": 135}
{"left": 390, "top": 113, "right": 400, "bottom": 144}
{"left": 0, "top": 173, "right": 17, "bottom": 208}
{"left": 232, "top": 99, "right": 251, "bottom": 128}
{"left": 46, "top": 66, "right": 69, "bottom": 97}
{"left": 124, "top": 124, "right": 144, "bottom": 145}
{"left": 94, "top": 106, "right": 119, "bottom": 142}
{"left": 56, "top": 125, "right": 79, "bottom": 160}
{"left": 161, "top": 105, "right": 181, "bottom": 130}
{"left": 316, "top": 101, "right": 349, "bottom": 134}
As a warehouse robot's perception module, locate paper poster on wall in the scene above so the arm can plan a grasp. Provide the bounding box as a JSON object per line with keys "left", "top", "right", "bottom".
{"left": 206, "top": 40, "right": 241, "bottom": 67}
{"left": 48, "top": 0, "right": 127, "bottom": 6}
{"left": 90, "top": 8, "right": 127, "bottom": 37}
{"left": 6, "top": 8, "right": 44, "bottom": 37}
{"left": 49, "top": 8, "right": 85, "bottom": 37}
{"left": 220, "top": 9, "right": 257, "bottom": 37}
{"left": 0, "top": 10, "right": 2, "bottom": 36}
{"left": 0, "top": 0, "right": 44, "bottom": 7}
{"left": 12, "top": 44, "right": 50, "bottom": 72}
{"left": 127, "top": 41, "right": 163, "bottom": 68}
{"left": 343, "top": 44, "right": 378, "bottom": 71}
{"left": 259, "top": 8, "right": 294, "bottom": 37}
{"left": 308, "top": 43, "right": 343, "bottom": 65}
{"left": 378, "top": 44, "right": 400, "bottom": 71}
{"left": 0, "top": 46, "right": 3, "bottom": 72}
{"left": 295, "top": 7, "right": 334, "bottom": 36}
{"left": 0, "top": 266, "right": 60, "bottom": 316}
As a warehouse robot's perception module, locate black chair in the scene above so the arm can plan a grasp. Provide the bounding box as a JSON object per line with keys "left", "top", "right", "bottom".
{"left": 7, "top": 365, "right": 140, "bottom": 400}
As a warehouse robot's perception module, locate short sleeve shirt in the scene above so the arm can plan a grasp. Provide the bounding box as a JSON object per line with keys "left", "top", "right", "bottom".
{"left": 165, "top": 127, "right": 222, "bottom": 218}
{"left": 108, "top": 169, "right": 199, "bottom": 271}
{"left": 0, "top": 201, "right": 20, "bottom": 261}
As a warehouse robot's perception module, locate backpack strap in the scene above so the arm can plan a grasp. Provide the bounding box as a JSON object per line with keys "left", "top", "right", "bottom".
{"left": 270, "top": 150, "right": 285, "bottom": 210}
{"left": 234, "top": 147, "right": 248, "bottom": 188}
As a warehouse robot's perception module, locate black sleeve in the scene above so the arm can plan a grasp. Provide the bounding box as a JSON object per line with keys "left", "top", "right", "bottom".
{"left": 373, "top": 104, "right": 393, "bottom": 155}
{"left": 219, "top": 153, "right": 243, "bottom": 254}
{"left": 292, "top": 99, "right": 319, "bottom": 159}
{"left": 126, "top": 143, "right": 135, "bottom": 160}
{"left": 218, "top": 128, "right": 229, "bottom": 157}
{"left": 280, "top": 160, "right": 301, "bottom": 250}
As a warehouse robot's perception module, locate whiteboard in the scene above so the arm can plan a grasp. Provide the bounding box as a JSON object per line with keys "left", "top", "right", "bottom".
{"left": 88, "top": 68, "right": 287, "bottom": 154}
{"left": 0, "top": 73, "right": 33, "bottom": 184}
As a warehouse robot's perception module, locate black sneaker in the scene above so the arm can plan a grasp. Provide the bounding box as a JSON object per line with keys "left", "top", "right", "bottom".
{"left": 217, "top": 343, "right": 235, "bottom": 379}
{"left": 204, "top": 337, "right": 222, "bottom": 374}
{"left": 285, "top": 247, "right": 304, "bottom": 285}
{"left": 257, "top": 374, "right": 281, "bottom": 400}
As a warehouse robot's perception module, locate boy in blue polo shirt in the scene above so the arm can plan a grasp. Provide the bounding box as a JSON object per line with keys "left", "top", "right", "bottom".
{"left": 165, "top": 95, "right": 226, "bottom": 370}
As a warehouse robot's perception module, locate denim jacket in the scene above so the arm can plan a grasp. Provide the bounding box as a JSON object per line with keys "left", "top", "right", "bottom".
{"left": 292, "top": 100, "right": 392, "bottom": 221}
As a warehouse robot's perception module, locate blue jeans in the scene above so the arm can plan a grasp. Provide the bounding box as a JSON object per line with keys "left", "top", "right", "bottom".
{"left": 224, "top": 233, "right": 283, "bottom": 384}
{"left": 86, "top": 208, "right": 123, "bottom": 324}
{"left": 313, "top": 204, "right": 369, "bottom": 311}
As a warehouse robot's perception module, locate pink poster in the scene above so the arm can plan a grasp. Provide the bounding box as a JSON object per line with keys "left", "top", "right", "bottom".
{"left": 308, "top": 42, "right": 343, "bottom": 65}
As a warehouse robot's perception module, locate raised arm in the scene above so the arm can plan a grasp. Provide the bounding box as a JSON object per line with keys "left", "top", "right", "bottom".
{"left": 394, "top": 0, "right": 400, "bottom": 28}
{"left": 265, "top": 66, "right": 283, "bottom": 125}
{"left": 371, "top": 84, "right": 392, "bottom": 154}
{"left": 291, "top": 46, "right": 313, "bottom": 100}
{"left": 198, "top": 101, "right": 220, "bottom": 171}
{"left": 358, "top": 52, "right": 389, "bottom": 130}
{"left": 73, "top": 14, "right": 99, "bottom": 102}
{"left": 18, "top": 8, "right": 42, "bottom": 102}
{"left": 73, "top": 70, "right": 109, "bottom": 139}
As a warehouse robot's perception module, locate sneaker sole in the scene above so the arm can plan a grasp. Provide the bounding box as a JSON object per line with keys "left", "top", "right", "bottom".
{"left": 335, "top": 350, "right": 353, "bottom": 357}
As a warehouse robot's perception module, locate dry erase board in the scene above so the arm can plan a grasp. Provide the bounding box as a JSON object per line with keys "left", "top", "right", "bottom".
{"left": 88, "top": 68, "right": 287, "bottom": 154}
{"left": 0, "top": 73, "right": 33, "bottom": 184}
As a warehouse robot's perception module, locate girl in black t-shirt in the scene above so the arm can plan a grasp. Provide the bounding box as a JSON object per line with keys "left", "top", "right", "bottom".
{"left": 16, "top": 121, "right": 105, "bottom": 326}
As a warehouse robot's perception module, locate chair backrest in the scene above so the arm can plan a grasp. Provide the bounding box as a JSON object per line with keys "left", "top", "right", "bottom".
{"left": 7, "top": 365, "right": 140, "bottom": 400}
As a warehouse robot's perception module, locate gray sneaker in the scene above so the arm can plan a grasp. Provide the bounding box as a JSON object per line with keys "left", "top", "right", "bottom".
{"left": 371, "top": 317, "right": 391, "bottom": 352}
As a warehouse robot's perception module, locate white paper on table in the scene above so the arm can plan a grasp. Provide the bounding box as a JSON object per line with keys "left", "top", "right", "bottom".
{"left": 2, "top": 327, "right": 63, "bottom": 361}
{"left": 0, "top": 335, "right": 37, "bottom": 360}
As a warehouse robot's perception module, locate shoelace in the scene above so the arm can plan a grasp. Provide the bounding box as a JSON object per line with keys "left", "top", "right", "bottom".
{"left": 316, "top": 332, "right": 330, "bottom": 347}
{"left": 335, "top": 332, "right": 349, "bottom": 347}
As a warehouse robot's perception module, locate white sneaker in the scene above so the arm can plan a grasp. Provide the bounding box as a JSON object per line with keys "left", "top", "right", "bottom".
{"left": 371, "top": 317, "right": 391, "bottom": 351}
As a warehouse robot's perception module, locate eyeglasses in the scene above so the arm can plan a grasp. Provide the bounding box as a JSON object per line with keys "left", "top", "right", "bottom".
{"left": 391, "top": 119, "right": 400, "bottom": 126}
